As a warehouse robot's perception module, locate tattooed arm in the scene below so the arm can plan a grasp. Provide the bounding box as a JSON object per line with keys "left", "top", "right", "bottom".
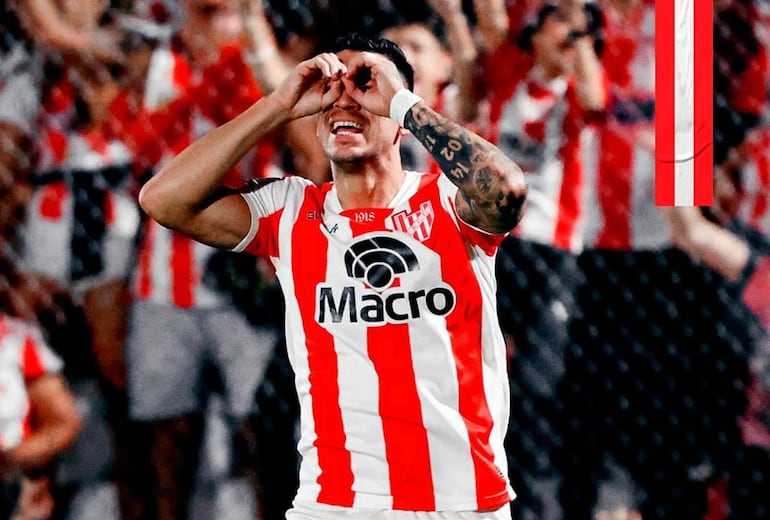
{"left": 342, "top": 51, "right": 527, "bottom": 235}
{"left": 404, "top": 103, "right": 527, "bottom": 234}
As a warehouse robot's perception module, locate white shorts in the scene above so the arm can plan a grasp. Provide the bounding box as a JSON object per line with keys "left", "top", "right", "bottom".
{"left": 126, "top": 301, "right": 277, "bottom": 421}
{"left": 285, "top": 502, "right": 513, "bottom": 520}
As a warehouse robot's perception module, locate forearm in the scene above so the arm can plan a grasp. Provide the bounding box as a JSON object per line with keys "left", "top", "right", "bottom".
{"left": 6, "top": 376, "right": 81, "bottom": 474}
{"left": 139, "top": 96, "right": 288, "bottom": 228}
{"left": 404, "top": 102, "right": 526, "bottom": 234}
{"left": 6, "top": 425, "right": 75, "bottom": 473}
{"left": 439, "top": 8, "right": 480, "bottom": 123}
{"left": 573, "top": 38, "right": 606, "bottom": 111}
{"left": 20, "top": 0, "right": 94, "bottom": 55}
{"left": 664, "top": 207, "right": 750, "bottom": 281}
{"left": 471, "top": 0, "right": 510, "bottom": 53}
{"left": 242, "top": 4, "right": 291, "bottom": 93}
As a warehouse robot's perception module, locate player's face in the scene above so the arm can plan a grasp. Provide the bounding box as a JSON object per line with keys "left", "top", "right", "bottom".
{"left": 316, "top": 49, "right": 403, "bottom": 163}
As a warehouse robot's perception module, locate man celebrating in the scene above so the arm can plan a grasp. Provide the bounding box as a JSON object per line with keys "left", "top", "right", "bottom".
{"left": 139, "top": 33, "right": 527, "bottom": 520}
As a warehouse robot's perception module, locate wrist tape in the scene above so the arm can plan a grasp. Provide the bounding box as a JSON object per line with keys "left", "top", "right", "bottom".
{"left": 389, "top": 88, "right": 423, "bottom": 127}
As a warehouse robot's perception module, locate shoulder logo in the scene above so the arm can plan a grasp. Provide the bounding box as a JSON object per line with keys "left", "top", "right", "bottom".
{"left": 391, "top": 201, "right": 435, "bottom": 242}
{"left": 344, "top": 236, "right": 418, "bottom": 291}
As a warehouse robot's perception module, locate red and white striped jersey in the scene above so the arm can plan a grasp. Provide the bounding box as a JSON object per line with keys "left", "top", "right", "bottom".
{"left": 131, "top": 43, "right": 277, "bottom": 308}
{"left": 22, "top": 79, "right": 142, "bottom": 286}
{"left": 234, "top": 171, "right": 515, "bottom": 511}
{"left": 582, "top": 0, "right": 671, "bottom": 250}
{"left": 483, "top": 67, "right": 590, "bottom": 252}
{"left": 0, "top": 316, "right": 63, "bottom": 450}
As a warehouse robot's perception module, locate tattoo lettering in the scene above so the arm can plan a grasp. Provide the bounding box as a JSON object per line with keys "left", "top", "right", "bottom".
{"left": 404, "top": 104, "right": 526, "bottom": 234}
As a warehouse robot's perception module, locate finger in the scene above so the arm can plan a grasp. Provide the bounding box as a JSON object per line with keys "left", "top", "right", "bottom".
{"left": 322, "top": 78, "right": 345, "bottom": 107}
{"left": 316, "top": 53, "right": 348, "bottom": 78}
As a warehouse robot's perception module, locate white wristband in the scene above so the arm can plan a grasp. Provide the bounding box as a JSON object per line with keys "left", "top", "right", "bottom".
{"left": 389, "top": 88, "right": 423, "bottom": 127}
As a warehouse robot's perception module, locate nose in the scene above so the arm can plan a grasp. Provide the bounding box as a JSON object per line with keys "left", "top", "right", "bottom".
{"left": 333, "top": 86, "right": 361, "bottom": 110}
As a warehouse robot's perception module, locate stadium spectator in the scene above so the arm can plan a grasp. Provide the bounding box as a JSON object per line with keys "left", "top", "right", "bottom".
{"left": 552, "top": 1, "right": 757, "bottom": 519}
{"left": 121, "top": 1, "right": 279, "bottom": 518}
{"left": 0, "top": 311, "right": 82, "bottom": 520}
{"left": 557, "top": 1, "right": 656, "bottom": 517}
{"left": 1, "top": 0, "right": 124, "bottom": 236}
{"left": 239, "top": 0, "right": 330, "bottom": 186}
{"left": 663, "top": 45, "right": 770, "bottom": 512}
{"left": 663, "top": 199, "right": 770, "bottom": 520}
{"left": 457, "top": 1, "right": 606, "bottom": 518}
{"left": 138, "top": 31, "right": 526, "bottom": 520}
{"left": 1, "top": 2, "right": 151, "bottom": 518}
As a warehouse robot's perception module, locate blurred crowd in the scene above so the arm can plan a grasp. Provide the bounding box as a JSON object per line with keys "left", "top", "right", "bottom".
{"left": 1, "top": 0, "right": 769, "bottom": 520}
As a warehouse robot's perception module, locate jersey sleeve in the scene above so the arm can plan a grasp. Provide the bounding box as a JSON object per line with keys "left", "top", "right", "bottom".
{"left": 437, "top": 175, "right": 509, "bottom": 256}
{"left": 20, "top": 326, "right": 64, "bottom": 384}
{"left": 232, "top": 176, "right": 315, "bottom": 257}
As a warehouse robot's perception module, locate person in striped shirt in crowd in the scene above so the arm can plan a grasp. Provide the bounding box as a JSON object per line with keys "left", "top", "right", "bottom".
{"left": 662, "top": 14, "right": 770, "bottom": 511}
{"left": 0, "top": 311, "right": 82, "bottom": 520}
{"left": 138, "top": 31, "right": 527, "bottom": 520}
{"left": 560, "top": 1, "right": 765, "bottom": 519}
{"left": 119, "top": 1, "right": 282, "bottom": 518}
{"left": 451, "top": 1, "right": 606, "bottom": 518}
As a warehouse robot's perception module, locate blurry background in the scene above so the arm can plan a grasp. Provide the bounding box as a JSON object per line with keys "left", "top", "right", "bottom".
{"left": 1, "top": 1, "right": 769, "bottom": 520}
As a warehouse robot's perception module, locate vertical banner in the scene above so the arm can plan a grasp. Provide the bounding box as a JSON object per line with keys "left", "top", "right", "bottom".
{"left": 655, "top": 0, "right": 713, "bottom": 206}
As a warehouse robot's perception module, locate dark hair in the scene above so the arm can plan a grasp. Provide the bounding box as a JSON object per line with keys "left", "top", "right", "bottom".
{"left": 518, "top": 3, "right": 604, "bottom": 57}
{"left": 328, "top": 33, "right": 415, "bottom": 91}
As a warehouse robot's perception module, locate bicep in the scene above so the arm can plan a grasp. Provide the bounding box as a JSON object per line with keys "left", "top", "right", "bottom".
{"left": 174, "top": 191, "right": 253, "bottom": 250}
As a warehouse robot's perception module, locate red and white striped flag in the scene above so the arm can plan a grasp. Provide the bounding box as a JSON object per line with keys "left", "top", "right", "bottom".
{"left": 655, "top": 0, "right": 713, "bottom": 206}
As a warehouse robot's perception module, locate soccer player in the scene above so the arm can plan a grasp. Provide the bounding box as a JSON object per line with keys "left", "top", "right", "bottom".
{"left": 139, "top": 33, "right": 527, "bottom": 520}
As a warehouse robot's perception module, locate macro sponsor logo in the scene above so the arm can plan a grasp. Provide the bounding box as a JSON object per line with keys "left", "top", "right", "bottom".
{"left": 316, "top": 236, "right": 456, "bottom": 324}
{"left": 344, "top": 236, "right": 418, "bottom": 290}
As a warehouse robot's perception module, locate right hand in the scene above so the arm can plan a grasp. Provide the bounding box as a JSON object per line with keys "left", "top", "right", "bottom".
{"left": 267, "top": 53, "right": 348, "bottom": 120}
{"left": 427, "top": 0, "right": 463, "bottom": 19}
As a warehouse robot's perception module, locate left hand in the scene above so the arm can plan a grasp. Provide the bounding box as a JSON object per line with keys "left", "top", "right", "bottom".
{"left": 341, "top": 52, "right": 409, "bottom": 117}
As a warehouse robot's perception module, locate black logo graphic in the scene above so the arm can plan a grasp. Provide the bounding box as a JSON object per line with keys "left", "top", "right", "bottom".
{"left": 344, "top": 236, "right": 418, "bottom": 290}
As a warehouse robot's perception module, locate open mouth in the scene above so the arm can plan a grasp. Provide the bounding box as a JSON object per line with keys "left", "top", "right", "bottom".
{"left": 332, "top": 120, "right": 364, "bottom": 136}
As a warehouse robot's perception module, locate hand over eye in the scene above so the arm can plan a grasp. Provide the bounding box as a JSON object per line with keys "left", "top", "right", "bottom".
{"left": 353, "top": 66, "right": 372, "bottom": 91}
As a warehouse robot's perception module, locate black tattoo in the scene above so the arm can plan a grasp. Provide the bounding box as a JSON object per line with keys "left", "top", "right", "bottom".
{"left": 404, "top": 104, "right": 526, "bottom": 234}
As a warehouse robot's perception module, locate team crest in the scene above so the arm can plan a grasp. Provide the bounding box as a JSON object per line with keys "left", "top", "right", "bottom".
{"left": 391, "top": 201, "right": 435, "bottom": 242}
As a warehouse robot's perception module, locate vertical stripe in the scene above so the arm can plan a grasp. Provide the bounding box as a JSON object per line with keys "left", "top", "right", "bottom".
{"left": 293, "top": 190, "right": 354, "bottom": 506}
{"left": 367, "top": 324, "right": 435, "bottom": 510}
{"left": 553, "top": 142, "right": 582, "bottom": 250}
{"left": 170, "top": 232, "right": 194, "bottom": 308}
{"left": 21, "top": 336, "right": 45, "bottom": 381}
{"left": 596, "top": 128, "right": 633, "bottom": 249}
{"left": 693, "top": 0, "right": 713, "bottom": 206}
{"left": 674, "top": 0, "right": 694, "bottom": 205}
{"left": 137, "top": 221, "right": 155, "bottom": 299}
{"left": 655, "top": 0, "right": 676, "bottom": 205}
{"left": 435, "top": 194, "right": 506, "bottom": 508}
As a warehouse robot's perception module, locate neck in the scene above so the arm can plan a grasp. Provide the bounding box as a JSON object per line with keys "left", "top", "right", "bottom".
{"left": 332, "top": 153, "right": 405, "bottom": 210}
